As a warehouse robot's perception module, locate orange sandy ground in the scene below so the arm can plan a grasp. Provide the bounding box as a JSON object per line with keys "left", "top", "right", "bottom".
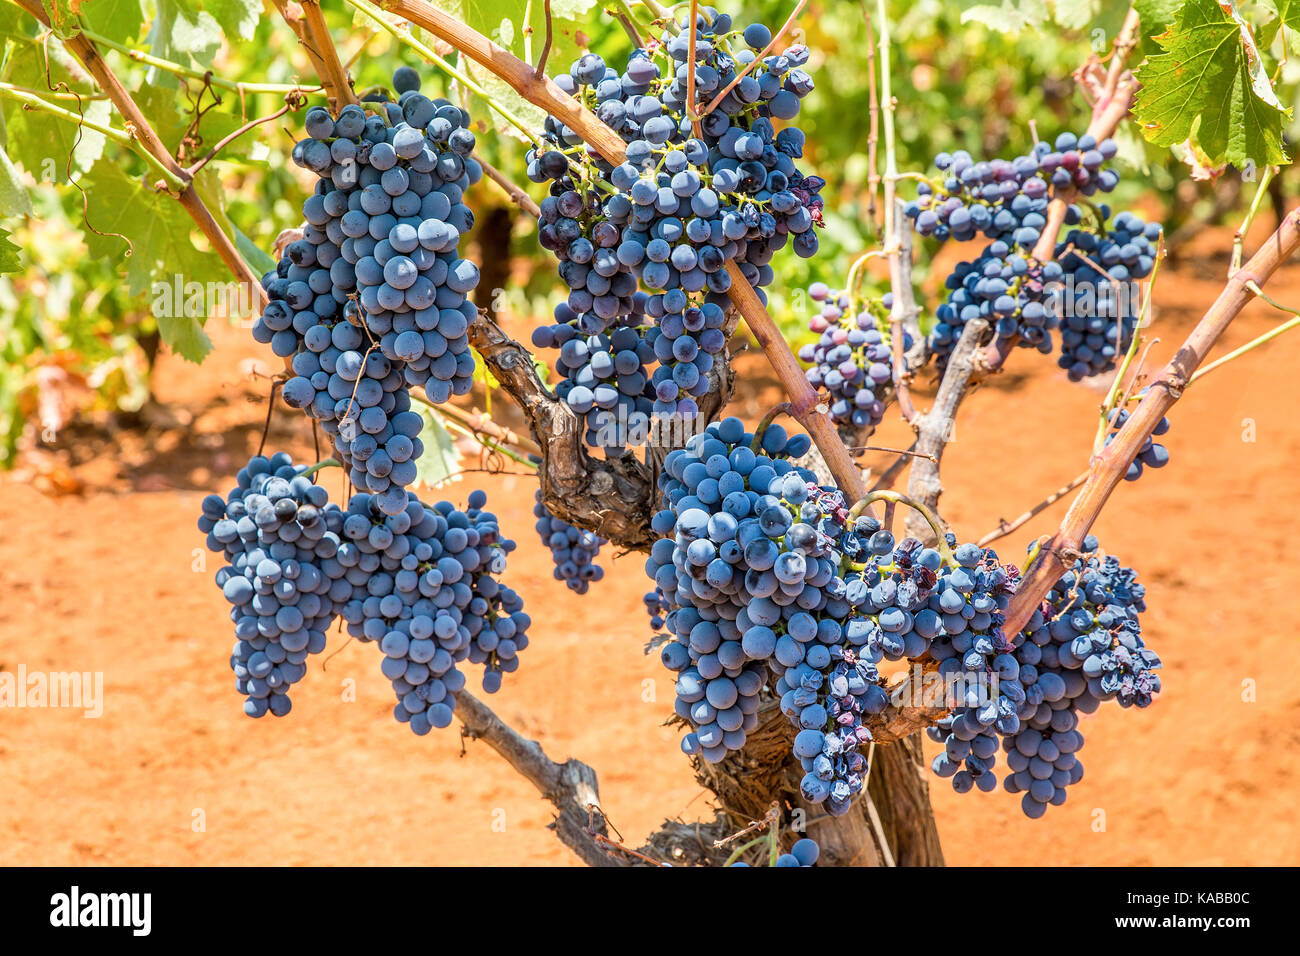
{"left": 1, "top": 222, "right": 1298, "bottom": 866}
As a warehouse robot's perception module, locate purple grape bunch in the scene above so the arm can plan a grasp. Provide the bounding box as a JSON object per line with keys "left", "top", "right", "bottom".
{"left": 798, "top": 283, "right": 908, "bottom": 430}
{"left": 526, "top": 8, "right": 824, "bottom": 446}
{"left": 253, "top": 66, "right": 483, "bottom": 514}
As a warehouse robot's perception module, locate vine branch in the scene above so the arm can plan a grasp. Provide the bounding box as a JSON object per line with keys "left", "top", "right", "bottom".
{"left": 1002, "top": 207, "right": 1300, "bottom": 636}
{"left": 455, "top": 691, "right": 618, "bottom": 867}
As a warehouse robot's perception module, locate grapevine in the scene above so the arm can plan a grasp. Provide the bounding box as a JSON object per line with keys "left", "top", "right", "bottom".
{"left": 6, "top": 0, "right": 1298, "bottom": 873}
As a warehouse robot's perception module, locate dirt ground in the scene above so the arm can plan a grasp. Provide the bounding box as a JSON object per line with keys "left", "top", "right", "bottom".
{"left": 2, "top": 220, "right": 1298, "bottom": 867}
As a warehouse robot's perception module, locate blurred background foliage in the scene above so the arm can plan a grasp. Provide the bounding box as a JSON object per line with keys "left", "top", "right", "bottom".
{"left": 0, "top": 0, "right": 1294, "bottom": 467}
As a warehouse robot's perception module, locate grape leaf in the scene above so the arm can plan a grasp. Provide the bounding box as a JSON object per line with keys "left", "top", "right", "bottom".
{"left": 1050, "top": 0, "right": 1100, "bottom": 31}
{"left": 0, "top": 225, "right": 20, "bottom": 274}
{"left": 81, "top": 158, "right": 226, "bottom": 359}
{"left": 40, "top": 0, "right": 82, "bottom": 38}
{"left": 437, "top": 0, "right": 598, "bottom": 74}
{"left": 960, "top": 0, "right": 1049, "bottom": 33}
{"left": 1260, "top": 0, "right": 1300, "bottom": 52}
{"left": 0, "top": 2, "right": 32, "bottom": 40}
{"left": 413, "top": 406, "right": 464, "bottom": 489}
{"left": 1, "top": 36, "right": 113, "bottom": 177}
{"left": 79, "top": 0, "right": 147, "bottom": 42}
{"left": 1134, "top": 0, "right": 1291, "bottom": 168}
{"left": 463, "top": 64, "right": 548, "bottom": 142}
{"left": 0, "top": 144, "right": 33, "bottom": 216}
{"left": 1134, "top": 0, "right": 1184, "bottom": 60}
{"left": 233, "top": 224, "right": 276, "bottom": 276}
{"left": 144, "top": 0, "right": 231, "bottom": 85}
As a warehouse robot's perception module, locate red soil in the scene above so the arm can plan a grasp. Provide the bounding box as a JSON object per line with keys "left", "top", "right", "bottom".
{"left": 1, "top": 221, "right": 1297, "bottom": 866}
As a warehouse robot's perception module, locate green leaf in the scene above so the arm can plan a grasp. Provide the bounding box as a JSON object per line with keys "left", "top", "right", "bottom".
{"left": 0, "top": 225, "right": 20, "bottom": 274}
{"left": 1134, "top": 0, "right": 1184, "bottom": 60}
{"left": 1051, "top": 0, "right": 1100, "bottom": 31}
{"left": 463, "top": 61, "right": 547, "bottom": 142}
{"left": 146, "top": 0, "right": 253, "bottom": 83}
{"left": 0, "top": 145, "right": 32, "bottom": 216}
{"left": 1, "top": 37, "right": 112, "bottom": 177}
{"left": 80, "top": 0, "right": 147, "bottom": 42}
{"left": 439, "top": 0, "right": 599, "bottom": 75}
{"left": 0, "top": 3, "right": 33, "bottom": 40}
{"left": 960, "top": 0, "right": 1049, "bottom": 33}
{"left": 233, "top": 224, "right": 276, "bottom": 276}
{"left": 5, "top": 97, "right": 112, "bottom": 180}
{"left": 40, "top": 1, "right": 82, "bottom": 37}
{"left": 1260, "top": 0, "right": 1300, "bottom": 52}
{"left": 413, "top": 406, "right": 464, "bottom": 489}
{"left": 80, "top": 158, "right": 227, "bottom": 359}
{"left": 1134, "top": 0, "right": 1291, "bottom": 167}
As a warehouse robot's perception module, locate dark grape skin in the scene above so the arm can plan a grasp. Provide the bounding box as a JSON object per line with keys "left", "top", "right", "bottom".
{"left": 203, "top": 458, "right": 532, "bottom": 732}
{"left": 199, "top": 453, "right": 350, "bottom": 719}
{"left": 523, "top": 19, "right": 824, "bottom": 450}
{"left": 533, "top": 491, "right": 606, "bottom": 594}
{"left": 798, "top": 283, "right": 902, "bottom": 430}
{"left": 930, "top": 540, "right": 1160, "bottom": 817}
{"left": 646, "top": 415, "right": 1011, "bottom": 818}
{"left": 912, "top": 137, "right": 1163, "bottom": 378}
{"left": 256, "top": 66, "right": 484, "bottom": 515}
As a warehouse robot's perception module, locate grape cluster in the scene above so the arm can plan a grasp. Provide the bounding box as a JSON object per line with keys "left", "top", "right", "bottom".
{"left": 254, "top": 66, "right": 482, "bottom": 513}
{"left": 1039, "top": 132, "right": 1121, "bottom": 195}
{"left": 337, "top": 487, "right": 527, "bottom": 732}
{"left": 798, "top": 284, "right": 907, "bottom": 429}
{"left": 931, "top": 242, "right": 1061, "bottom": 367}
{"left": 1106, "top": 403, "right": 1171, "bottom": 481}
{"left": 930, "top": 537, "right": 1161, "bottom": 816}
{"left": 199, "top": 453, "right": 353, "bottom": 718}
{"left": 906, "top": 132, "right": 1120, "bottom": 248}
{"left": 526, "top": 9, "right": 823, "bottom": 444}
{"left": 907, "top": 149, "right": 1052, "bottom": 247}
{"left": 463, "top": 491, "right": 531, "bottom": 693}
{"left": 531, "top": 306, "right": 657, "bottom": 449}
{"left": 923, "top": 544, "right": 1022, "bottom": 794}
{"left": 646, "top": 416, "right": 817, "bottom": 762}
{"left": 647, "top": 415, "right": 1032, "bottom": 817}
{"left": 533, "top": 491, "right": 606, "bottom": 594}
{"left": 644, "top": 587, "right": 670, "bottom": 631}
{"left": 1054, "top": 210, "right": 1162, "bottom": 380}
{"left": 907, "top": 131, "right": 1165, "bottom": 378}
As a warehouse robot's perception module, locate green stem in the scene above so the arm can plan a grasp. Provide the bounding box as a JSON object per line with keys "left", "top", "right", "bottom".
{"left": 409, "top": 393, "right": 538, "bottom": 468}
{"left": 70, "top": 25, "right": 317, "bottom": 94}
{"left": 0, "top": 82, "right": 182, "bottom": 189}
{"left": 299, "top": 457, "right": 341, "bottom": 477}
{"left": 1231, "top": 166, "right": 1276, "bottom": 276}
{"left": 1094, "top": 240, "right": 1165, "bottom": 454}
{"left": 1188, "top": 284, "right": 1300, "bottom": 385}
{"left": 847, "top": 490, "right": 955, "bottom": 565}
{"left": 344, "top": 0, "right": 543, "bottom": 144}
{"left": 444, "top": 415, "right": 537, "bottom": 468}
{"left": 876, "top": 0, "right": 898, "bottom": 240}
{"left": 612, "top": 0, "right": 649, "bottom": 42}
{"left": 523, "top": 0, "right": 535, "bottom": 64}
{"left": 722, "top": 835, "right": 767, "bottom": 867}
